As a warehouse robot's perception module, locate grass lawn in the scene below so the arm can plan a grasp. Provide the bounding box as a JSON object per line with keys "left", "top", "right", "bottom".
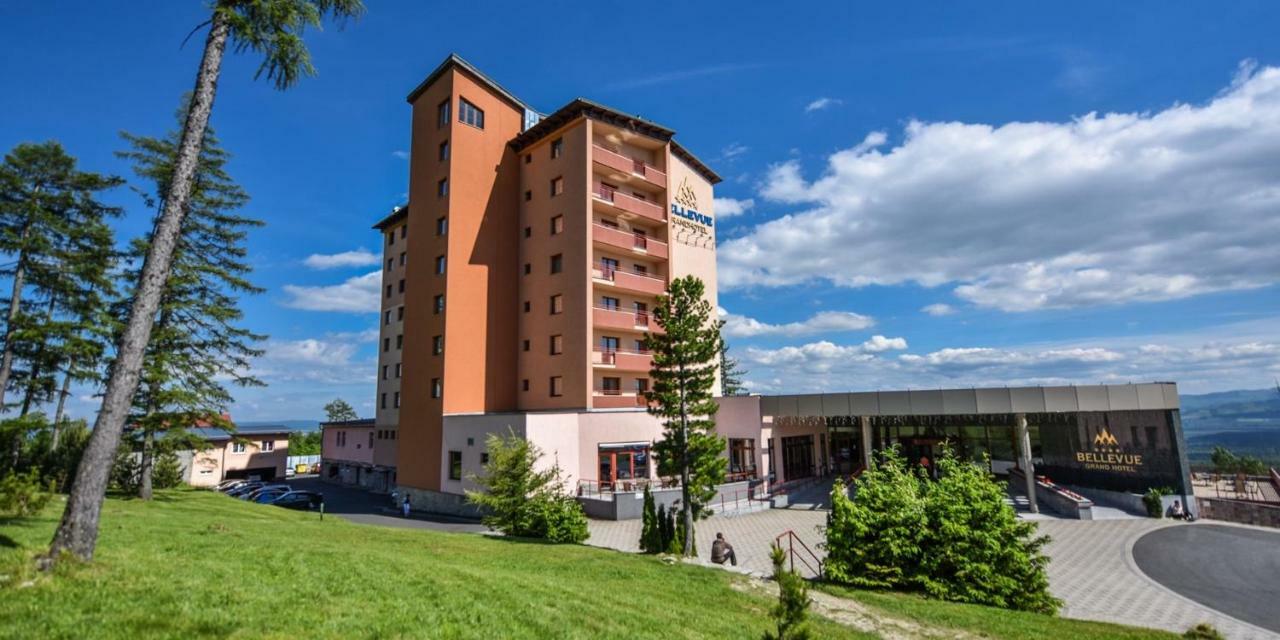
{"left": 0, "top": 490, "right": 1176, "bottom": 639}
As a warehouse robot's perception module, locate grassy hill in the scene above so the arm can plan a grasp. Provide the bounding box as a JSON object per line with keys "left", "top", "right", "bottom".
{"left": 0, "top": 491, "right": 1175, "bottom": 639}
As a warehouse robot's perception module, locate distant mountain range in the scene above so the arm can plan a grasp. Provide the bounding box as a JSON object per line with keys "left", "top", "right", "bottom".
{"left": 236, "top": 419, "right": 321, "bottom": 432}
{"left": 1180, "top": 387, "right": 1280, "bottom": 433}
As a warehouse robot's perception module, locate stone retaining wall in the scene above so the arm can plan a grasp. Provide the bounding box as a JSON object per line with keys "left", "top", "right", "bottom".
{"left": 1196, "top": 496, "right": 1280, "bottom": 528}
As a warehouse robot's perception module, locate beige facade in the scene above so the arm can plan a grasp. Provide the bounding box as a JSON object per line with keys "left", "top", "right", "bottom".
{"left": 186, "top": 430, "right": 290, "bottom": 487}
{"left": 379, "top": 55, "right": 721, "bottom": 499}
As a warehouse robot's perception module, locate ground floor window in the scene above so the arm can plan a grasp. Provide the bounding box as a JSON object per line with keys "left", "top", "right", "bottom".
{"left": 448, "top": 451, "right": 462, "bottom": 480}
{"left": 728, "top": 438, "right": 756, "bottom": 480}
{"left": 598, "top": 445, "right": 649, "bottom": 489}
{"left": 782, "top": 435, "right": 815, "bottom": 481}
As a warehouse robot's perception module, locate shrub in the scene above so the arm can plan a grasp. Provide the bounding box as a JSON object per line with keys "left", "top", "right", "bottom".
{"left": 109, "top": 444, "right": 140, "bottom": 495}
{"left": 1144, "top": 487, "right": 1173, "bottom": 518}
{"left": 763, "top": 544, "right": 812, "bottom": 640}
{"left": 639, "top": 484, "right": 661, "bottom": 553}
{"left": 151, "top": 450, "right": 185, "bottom": 489}
{"left": 0, "top": 470, "right": 53, "bottom": 517}
{"left": 465, "top": 429, "right": 589, "bottom": 544}
{"left": 824, "top": 446, "right": 1060, "bottom": 614}
{"left": 1183, "top": 623, "right": 1225, "bottom": 639}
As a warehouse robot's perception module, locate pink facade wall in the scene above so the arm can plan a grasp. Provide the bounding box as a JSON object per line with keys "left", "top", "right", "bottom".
{"left": 189, "top": 434, "right": 290, "bottom": 486}
{"left": 323, "top": 426, "right": 375, "bottom": 465}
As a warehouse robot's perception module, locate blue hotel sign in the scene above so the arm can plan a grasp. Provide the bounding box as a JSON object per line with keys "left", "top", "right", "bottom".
{"left": 671, "top": 203, "right": 713, "bottom": 227}
{"left": 672, "top": 177, "right": 713, "bottom": 227}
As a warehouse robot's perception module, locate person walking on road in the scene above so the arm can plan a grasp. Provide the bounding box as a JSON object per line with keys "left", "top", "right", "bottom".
{"left": 402, "top": 494, "right": 411, "bottom": 518}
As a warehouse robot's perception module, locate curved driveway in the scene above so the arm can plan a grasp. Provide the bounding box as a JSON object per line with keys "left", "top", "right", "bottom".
{"left": 1133, "top": 524, "right": 1280, "bottom": 634}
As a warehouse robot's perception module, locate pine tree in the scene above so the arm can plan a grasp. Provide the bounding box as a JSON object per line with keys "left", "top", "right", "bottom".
{"left": 639, "top": 484, "right": 659, "bottom": 553}
{"left": 645, "top": 276, "right": 726, "bottom": 557}
{"left": 116, "top": 108, "right": 266, "bottom": 501}
{"left": 0, "top": 142, "right": 121, "bottom": 415}
{"left": 49, "top": 0, "right": 364, "bottom": 566}
{"left": 324, "top": 398, "right": 359, "bottom": 422}
{"left": 718, "top": 321, "right": 747, "bottom": 396}
{"left": 764, "top": 544, "right": 813, "bottom": 640}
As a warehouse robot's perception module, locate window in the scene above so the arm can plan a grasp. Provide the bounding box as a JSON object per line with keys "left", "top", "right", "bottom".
{"left": 550, "top": 294, "right": 562, "bottom": 315}
{"left": 388, "top": 230, "right": 395, "bottom": 245}
{"left": 729, "top": 439, "right": 757, "bottom": 476}
{"left": 384, "top": 310, "right": 391, "bottom": 325}
{"left": 385, "top": 284, "right": 392, "bottom": 298}
{"left": 337, "top": 431, "right": 346, "bottom": 447}
{"left": 550, "top": 177, "right": 563, "bottom": 197}
{"left": 435, "top": 255, "right": 446, "bottom": 275}
{"left": 401, "top": 225, "right": 408, "bottom": 239}
{"left": 602, "top": 377, "right": 621, "bottom": 394}
{"left": 523, "top": 263, "right": 531, "bottom": 275}
{"left": 381, "top": 365, "right": 388, "bottom": 380}
{"left": 399, "top": 252, "right": 406, "bottom": 266}
{"left": 601, "top": 336, "right": 620, "bottom": 352}
{"left": 394, "top": 392, "right": 401, "bottom": 408}
{"left": 437, "top": 99, "right": 450, "bottom": 128}
{"left": 459, "top": 98, "right": 484, "bottom": 128}
{"left": 232, "top": 442, "right": 246, "bottom": 454}
{"left": 550, "top": 254, "right": 563, "bottom": 274}
{"left": 633, "top": 264, "right": 648, "bottom": 276}
{"left": 369, "top": 432, "right": 375, "bottom": 448}
{"left": 395, "top": 362, "right": 402, "bottom": 378}
{"left": 522, "top": 339, "right": 530, "bottom": 351}
{"left": 551, "top": 138, "right": 563, "bottom": 159}
{"left": 599, "top": 446, "right": 650, "bottom": 485}
{"left": 398, "top": 278, "right": 405, "bottom": 293}
{"left": 437, "top": 178, "right": 448, "bottom": 197}
{"left": 448, "top": 451, "right": 463, "bottom": 480}
{"left": 524, "top": 153, "right": 532, "bottom": 164}
{"left": 386, "top": 257, "right": 393, "bottom": 272}
{"left": 550, "top": 215, "right": 563, "bottom": 235}
{"left": 524, "top": 226, "right": 531, "bottom": 238}
{"left": 524, "top": 190, "right": 532, "bottom": 202}
{"left": 600, "top": 218, "right": 618, "bottom": 229}
{"left": 550, "top": 335, "right": 563, "bottom": 355}
{"left": 439, "top": 140, "right": 449, "bottom": 161}
{"left": 481, "top": 452, "right": 489, "bottom": 465}
{"left": 433, "top": 335, "right": 443, "bottom": 355}
{"left": 436, "top": 216, "right": 447, "bottom": 236}
{"left": 635, "top": 378, "right": 649, "bottom": 394}
{"left": 550, "top": 376, "right": 563, "bottom": 397}
{"left": 522, "top": 379, "right": 529, "bottom": 391}
{"left": 431, "top": 378, "right": 442, "bottom": 398}
{"left": 434, "top": 295, "right": 445, "bottom": 314}
{"left": 380, "top": 393, "right": 387, "bottom": 409}
{"left": 397, "top": 306, "right": 404, "bottom": 321}
{"left": 396, "top": 334, "right": 403, "bottom": 350}
{"left": 523, "top": 301, "right": 530, "bottom": 313}
{"left": 383, "top": 337, "right": 390, "bottom": 352}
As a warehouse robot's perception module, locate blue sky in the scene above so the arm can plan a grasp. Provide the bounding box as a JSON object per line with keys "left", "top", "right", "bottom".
{"left": 2, "top": 2, "right": 1278, "bottom": 421}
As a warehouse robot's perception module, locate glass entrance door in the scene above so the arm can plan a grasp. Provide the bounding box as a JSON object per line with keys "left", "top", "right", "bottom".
{"left": 781, "top": 435, "right": 815, "bottom": 482}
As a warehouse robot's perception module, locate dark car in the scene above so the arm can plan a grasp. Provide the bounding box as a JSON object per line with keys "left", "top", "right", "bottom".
{"left": 242, "top": 484, "right": 290, "bottom": 501}
{"left": 268, "top": 491, "right": 323, "bottom": 511}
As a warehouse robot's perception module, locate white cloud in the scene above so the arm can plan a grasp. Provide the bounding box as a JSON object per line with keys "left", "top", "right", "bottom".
{"left": 253, "top": 330, "right": 379, "bottom": 385}
{"left": 720, "top": 143, "right": 749, "bottom": 160}
{"left": 804, "top": 97, "right": 843, "bottom": 113}
{"left": 392, "top": 150, "right": 409, "bottom": 160}
{"left": 714, "top": 197, "right": 754, "bottom": 219}
{"left": 921, "top": 303, "right": 956, "bottom": 316}
{"left": 861, "top": 335, "right": 908, "bottom": 352}
{"left": 722, "top": 62, "right": 1280, "bottom": 311}
{"left": 303, "top": 248, "right": 381, "bottom": 269}
{"left": 721, "top": 309, "right": 875, "bottom": 338}
{"left": 281, "top": 270, "right": 381, "bottom": 313}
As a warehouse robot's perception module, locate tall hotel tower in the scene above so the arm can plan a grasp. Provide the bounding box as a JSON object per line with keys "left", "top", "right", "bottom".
{"left": 371, "top": 54, "right": 720, "bottom": 511}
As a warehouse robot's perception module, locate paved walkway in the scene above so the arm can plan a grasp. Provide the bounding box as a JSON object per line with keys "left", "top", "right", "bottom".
{"left": 587, "top": 511, "right": 1279, "bottom": 639}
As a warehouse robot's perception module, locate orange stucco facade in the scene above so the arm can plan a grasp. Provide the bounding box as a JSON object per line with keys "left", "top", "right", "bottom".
{"left": 376, "top": 54, "right": 720, "bottom": 497}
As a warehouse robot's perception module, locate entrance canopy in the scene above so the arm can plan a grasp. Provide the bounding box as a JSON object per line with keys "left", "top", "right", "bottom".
{"left": 756, "top": 383, "right": 1179, "bottom": 418}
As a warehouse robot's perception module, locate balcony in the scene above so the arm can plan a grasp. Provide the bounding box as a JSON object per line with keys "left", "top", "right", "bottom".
{"left": 592, "top": 183, "right": 666, "bottom": 223}
{"left": 593, "top": 348, "right": 653, "bottom": 372}
{"left": 593, "top": 306, "right": 662, "bottom": 334}
{"left": 592, "top": 144, "right": 666, "bottom": 189}
{"left": 593, "top": 391, "right": 649, "bottom": 409}
{"left": 592, "top": 262, "right": 666, "bottom": 296}
{"left": 592, "top": 223, "right": 669, "bottom": 260}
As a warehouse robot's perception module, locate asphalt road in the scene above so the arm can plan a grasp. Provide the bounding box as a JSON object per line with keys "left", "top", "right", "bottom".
{"left": 1132, "top": 524, "right": 1280, "bottom": 633}
{"left": 284, "top": 476, "right": 487, "bottom": 534}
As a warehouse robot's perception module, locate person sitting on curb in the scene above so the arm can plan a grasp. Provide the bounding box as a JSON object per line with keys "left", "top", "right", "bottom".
{"left": 1166, "top": 499, "right": 1195, "bottom": 521}
{"left": 711, "top": 532, "right": 737, "bottom": 566}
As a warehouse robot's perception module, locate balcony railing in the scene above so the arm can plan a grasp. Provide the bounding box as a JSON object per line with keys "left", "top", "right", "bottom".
{"left": 593, "top": 348, "right": 653, "bottom": 371}
{"left": 592, "top": 262, "right": 666, "bottom": 296}
{"left": 593, "top": 306, "right": 662, "bottom": 333}
{"left": 592, "top": 392, "right": 649, "bottom": 409}
{"left": 592, "top": 183, "right": 666, "bottom": 223}
{"left": 592, "top": 144, "right": 666, "bottom": 188}
{"left": 592, "top": 223, "right": 669, "bottom": 259}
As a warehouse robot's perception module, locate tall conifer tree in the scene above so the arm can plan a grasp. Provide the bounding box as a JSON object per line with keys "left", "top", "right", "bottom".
{"left": 645, "top": 276, "right": 726, "bottom": 557}
{"left": 116, "top": 110, "right": 266, "bottom": 500}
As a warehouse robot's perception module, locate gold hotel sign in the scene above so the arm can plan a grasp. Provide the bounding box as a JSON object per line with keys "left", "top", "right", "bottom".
{"left": 1075, "top": 427, "right": 1143, "bottom": 473}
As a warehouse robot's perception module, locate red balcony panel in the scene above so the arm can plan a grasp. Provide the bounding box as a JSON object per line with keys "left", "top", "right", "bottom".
{"left": 593, "top": 182, "right": 666, "bottom": 223}
{"left": 593, "top": 349, "right": 653, "bottom": 372}
{"left": 592, "top": 144, "right": 666, "bottom": 188}
{"left": 593, "top": 263, "right": 666, "bottom": 296}
{"left": 592, "top": 224, "right": 669, "bottom": 260}
{"left": 592, "top": 306, "right": 663, "bottom": 334}
{"left": 593, "top": 393, "right": 649, "bottom": 409}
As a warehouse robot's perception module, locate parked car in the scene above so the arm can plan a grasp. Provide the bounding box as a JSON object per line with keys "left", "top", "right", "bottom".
{"left": 267, "top": 491, "right": 323, "bottom": 511}
{"left": 242, "top": 484, "right": 291, "bottom": 501}
{"left": 225, "top": 482, "right": 265, "bottom": 498}
{"left": 214, "top": 479, "right": 244, "bottom": 492}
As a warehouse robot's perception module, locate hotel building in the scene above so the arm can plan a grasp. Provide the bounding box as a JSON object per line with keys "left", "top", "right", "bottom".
{"left": 373, "top": 54, "right": 721, "bottom": 512}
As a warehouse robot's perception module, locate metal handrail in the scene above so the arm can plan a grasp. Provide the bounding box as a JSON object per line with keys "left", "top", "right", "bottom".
{"left": 775, "top": 530, "right": 823, "bottom": 578}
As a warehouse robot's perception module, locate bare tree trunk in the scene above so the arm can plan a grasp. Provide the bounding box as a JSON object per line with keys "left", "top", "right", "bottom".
{"left": 679, "top": 362, "right": 693, "bottom": 557}
{"left": 0, "top": 227, "right": 30, "bottom": 410}
{"left": 45, "top": 13, "right": 229, "bottom": 566}
{"left": 138, "top": 429, "right": 154, "bottom": 501}
{"left": 51, "top": 364, "right": 73, "bottom": 451}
